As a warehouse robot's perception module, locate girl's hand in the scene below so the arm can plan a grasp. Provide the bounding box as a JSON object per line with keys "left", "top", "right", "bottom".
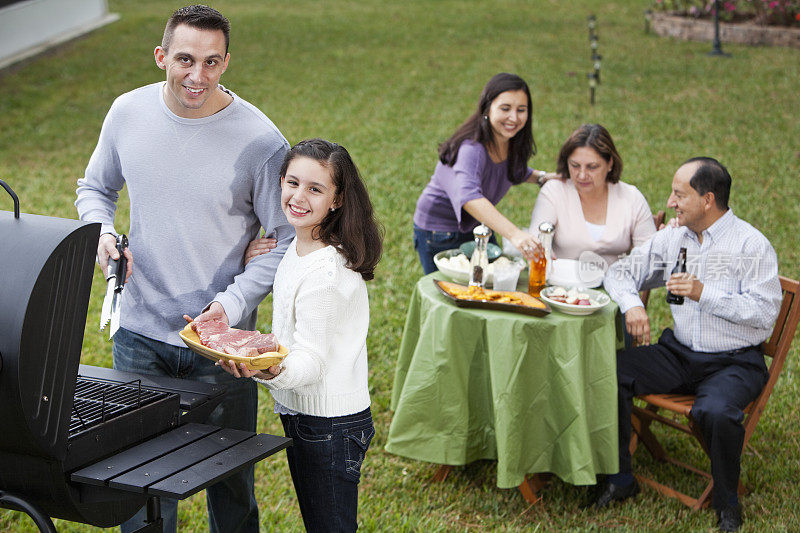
{"left": 216, "top": 359, "right": 283, "bottom": 380}
{"left": 216, "top": 358, "right": 263, "bottom": 379}
{"left": 510, "top": 229, "right": 543, "bottom": 262}
{"left": 660, "top": 217, "right": 679, "bottom": 230}
{"left": 244, "top": 233, "right": 278, "bottom": 266}
{"left": 539, "top": 171, "right": 561, "bottom": 184}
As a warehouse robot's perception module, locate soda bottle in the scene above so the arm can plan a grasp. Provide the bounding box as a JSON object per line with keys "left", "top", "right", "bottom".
{"left": 666, "top": 247, "right": 688, "bottom": 305}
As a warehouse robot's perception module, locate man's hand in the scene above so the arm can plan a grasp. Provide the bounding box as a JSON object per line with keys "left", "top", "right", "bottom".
{"left": 666, "top": 272, "right": 703, "bottom": 302}
{"left": 98, "top": 233, "right": 133, "bottom": 281}
{"left": 183, "top": 301, "right": 229, "bottom": 325}
{"left": 626, "top": 306, "right": 652, "bottom": 346}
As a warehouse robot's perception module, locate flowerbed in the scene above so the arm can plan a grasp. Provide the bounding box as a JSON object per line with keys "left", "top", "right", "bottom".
{"left": 652, "top": 0, "right": 800, "bottom": 27}
{"left": 647, "top": 1, "right": 800, "bottom": 47}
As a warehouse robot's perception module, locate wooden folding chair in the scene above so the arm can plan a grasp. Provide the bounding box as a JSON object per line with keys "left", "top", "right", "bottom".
{"left": 629, "top": 275, "right": 800, "bottom": 509}
{"left": 639, "top": 210, "right": 665, "bottom": 309}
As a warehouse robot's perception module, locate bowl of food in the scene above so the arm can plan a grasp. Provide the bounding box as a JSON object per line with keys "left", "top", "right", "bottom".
{"left": 459, "top": 241, "right": 502, "bottom": 260}
{"left": 434, "top": 249, "right": 526, "bottom": 284}
{"left": 539, "top": 285, "right": 610, "bottom": 316}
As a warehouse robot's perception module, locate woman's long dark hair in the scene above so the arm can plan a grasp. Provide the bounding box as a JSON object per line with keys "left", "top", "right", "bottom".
{"left": 280, "top": 138, "right": 383, "bottom": 281}
{"left": 438, "top": 73, "right": 536, "bottom": 184}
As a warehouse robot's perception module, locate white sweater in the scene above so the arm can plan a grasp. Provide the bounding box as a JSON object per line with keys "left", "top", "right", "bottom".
{"left": 257, "top": 239, "right": 371, "bottom": 417}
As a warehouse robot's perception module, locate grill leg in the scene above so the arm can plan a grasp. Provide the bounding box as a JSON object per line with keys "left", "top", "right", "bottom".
{"left": 130, "top": 496, "right": 163, "bottom": 533}
{"left": 0, "top": 490, "right": 56, "bottom": 533}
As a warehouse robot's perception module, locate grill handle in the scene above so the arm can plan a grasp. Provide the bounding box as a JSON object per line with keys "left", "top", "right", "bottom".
{"left": 0, "top": 179, "right": 20, "bottom": 219}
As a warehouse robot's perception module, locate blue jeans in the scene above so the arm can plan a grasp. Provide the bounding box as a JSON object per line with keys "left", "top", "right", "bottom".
{"left": 413, "top": 224, "right": 487, "bottom": 275}
{"left": 280, "top": 408, "right": 374, "bottom": 532}
{"left": 113, "top": 327, "right": 259, "bottom": 533}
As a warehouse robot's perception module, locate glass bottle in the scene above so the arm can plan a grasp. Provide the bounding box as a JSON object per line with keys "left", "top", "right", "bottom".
{"left": 528, "top": 222, "right": 553, "bottom": 297}
{"left": 469, "top": 224, "right": 492, "bottom": 288}
{"left": 666, "top": 247, "right": 688, "bottom": 305}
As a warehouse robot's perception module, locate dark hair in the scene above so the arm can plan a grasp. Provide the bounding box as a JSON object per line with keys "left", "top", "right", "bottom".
{"left": 163, "top": 5, "right": 231, "bottom": 55}
{"left": 556, "top": 124, "right": 622, "bottom": 184}
{"left": 280, "top": 139, "right": 383, "bottom": 281}
{"left": 438, "top": 73, "right": 536, "bottom": 185}
{"left": 682, "top": 156, "right": 731, "bottom": 210}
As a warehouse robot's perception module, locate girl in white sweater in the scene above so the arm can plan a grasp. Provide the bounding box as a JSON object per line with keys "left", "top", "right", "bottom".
{"left": 218, "top": 138, "right": 382, "bottom": 532}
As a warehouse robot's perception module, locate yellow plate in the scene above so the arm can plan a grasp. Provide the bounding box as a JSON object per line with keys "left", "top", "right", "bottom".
{"left": 179, "top": 323, "right": 288, "bottom": 370}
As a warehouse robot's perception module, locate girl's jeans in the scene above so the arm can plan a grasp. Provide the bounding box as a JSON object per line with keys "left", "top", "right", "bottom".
{"left": 280, "top": 407, "right": 374, "bottom": 532}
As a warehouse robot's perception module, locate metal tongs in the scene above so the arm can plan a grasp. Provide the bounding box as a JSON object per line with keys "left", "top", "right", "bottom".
{"left": 99, "top": 234, "right": 128, "bottom": 339}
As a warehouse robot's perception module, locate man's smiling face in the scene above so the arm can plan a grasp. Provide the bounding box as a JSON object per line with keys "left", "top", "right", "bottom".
{"left": 154, "top": 24, "right": 229, "bottom": 118}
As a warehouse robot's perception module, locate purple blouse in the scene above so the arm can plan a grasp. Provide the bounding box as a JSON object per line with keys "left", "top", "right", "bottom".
{"left": 413, "top": 140, "right": 531, "bottom": 233}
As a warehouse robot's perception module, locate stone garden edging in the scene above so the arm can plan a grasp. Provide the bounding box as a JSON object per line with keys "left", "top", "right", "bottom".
{"left": 645, "top": 11, "right": 800, "bottom": 49}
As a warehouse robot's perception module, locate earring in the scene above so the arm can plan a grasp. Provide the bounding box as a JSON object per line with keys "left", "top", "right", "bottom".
{"left": 330, "top": 207, "right": 336, "bottom": 212}
{"left": 483, "top": 115, "right": 488, "bottom": 120}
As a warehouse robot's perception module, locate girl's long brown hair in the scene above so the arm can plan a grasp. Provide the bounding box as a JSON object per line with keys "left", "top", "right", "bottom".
{"left": 280, "top": 139, "right": 383, "bottom": 281}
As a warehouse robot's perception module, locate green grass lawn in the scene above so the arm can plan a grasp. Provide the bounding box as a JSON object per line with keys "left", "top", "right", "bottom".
{"left": 1, "top": 0, "right": 799, "bottom": 531}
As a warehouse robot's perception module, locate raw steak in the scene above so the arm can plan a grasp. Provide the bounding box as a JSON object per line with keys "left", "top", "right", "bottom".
{"left": 191, "top": 320, "right": 279, "bottom": 357}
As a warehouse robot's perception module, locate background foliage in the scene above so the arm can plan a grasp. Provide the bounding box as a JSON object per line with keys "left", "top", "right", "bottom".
{"left": 1, "top": 0, "right": 798, "bottom": 531}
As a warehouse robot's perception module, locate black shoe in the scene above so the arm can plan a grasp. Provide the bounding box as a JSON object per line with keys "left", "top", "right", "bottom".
{"left": 584, "top": 479, "right": 640, "bottom": 509}
{"left": 716, "top": 505, "right": 742, "bottom": 532}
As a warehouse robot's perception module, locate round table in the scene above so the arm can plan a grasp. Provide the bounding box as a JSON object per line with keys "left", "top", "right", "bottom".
{"left": 386, "top": 273, "right": 622, "bottom": 500}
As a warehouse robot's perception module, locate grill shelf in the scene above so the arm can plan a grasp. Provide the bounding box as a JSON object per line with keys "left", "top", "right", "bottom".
{"left": 70, "top": 378, "right": 169, "bottom": 438}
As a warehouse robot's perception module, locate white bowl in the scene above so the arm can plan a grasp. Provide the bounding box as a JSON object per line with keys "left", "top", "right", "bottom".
{"left": 539, "top": 286, "right": 610, "bottom": 316}
{"left": 547, "top": 258, "right": 604, "bottom": 289}
{"left": 433, "top": 249, "right": 526, "bottom": 285}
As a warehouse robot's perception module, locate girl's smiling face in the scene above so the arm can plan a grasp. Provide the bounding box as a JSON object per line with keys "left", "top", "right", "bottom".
{"left": 281, "top": 156, "right": 339, "bottom": 240}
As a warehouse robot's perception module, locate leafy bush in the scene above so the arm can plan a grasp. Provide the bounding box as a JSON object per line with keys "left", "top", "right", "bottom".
{"left": 653, "top": 0, "right": 800, "bottom": 26}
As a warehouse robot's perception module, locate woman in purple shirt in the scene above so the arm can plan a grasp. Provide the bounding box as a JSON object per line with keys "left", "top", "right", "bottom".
{"left": 412, "top": 73, "right": 555, "bottom": 274}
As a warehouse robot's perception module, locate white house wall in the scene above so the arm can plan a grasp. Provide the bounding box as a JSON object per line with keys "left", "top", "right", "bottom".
{"left": 0, "top": 0, "right": 118, "bottom": 70}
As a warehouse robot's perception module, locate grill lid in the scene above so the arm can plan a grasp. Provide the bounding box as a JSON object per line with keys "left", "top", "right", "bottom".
{"left": 0, "top": 180, "right": 100, "bottom": 460}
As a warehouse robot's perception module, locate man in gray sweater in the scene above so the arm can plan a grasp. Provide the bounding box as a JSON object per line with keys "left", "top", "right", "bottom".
{"left": 75, "top": 5, "right": 292, "bottom": 532}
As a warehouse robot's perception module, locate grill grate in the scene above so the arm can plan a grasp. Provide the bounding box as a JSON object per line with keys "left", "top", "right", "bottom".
{"left": 69, "top": 377, "right": 169, "bottom": 438}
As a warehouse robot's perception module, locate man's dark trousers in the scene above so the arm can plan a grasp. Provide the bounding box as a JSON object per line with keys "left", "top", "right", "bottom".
{"left": 616, "top": 328, "right": 768, "bottom": 510}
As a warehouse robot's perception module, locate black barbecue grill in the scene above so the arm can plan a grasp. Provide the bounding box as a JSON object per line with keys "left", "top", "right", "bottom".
{"left": 70, "top": 378, "right": 171, "bottom": 437}
{"left": 0, "top": 179, "right": 291, "bottom": 531}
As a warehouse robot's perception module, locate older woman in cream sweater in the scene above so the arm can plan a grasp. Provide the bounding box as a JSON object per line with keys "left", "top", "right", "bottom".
{"left": 530, "top": 124, "right": 656, "bottom": 268}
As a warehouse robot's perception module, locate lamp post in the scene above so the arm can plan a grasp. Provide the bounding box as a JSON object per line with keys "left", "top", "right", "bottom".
{"left": 592, "top": 52, "right": 602, "bottom": 85}
{"left": 708, "top": 0, "right": 731, "bottom": 56}
{"left": 587, "top": 72, "right": 598, "bottom": 106}
{"left": 587, "top": 15, "right": 601, "bottom": 105}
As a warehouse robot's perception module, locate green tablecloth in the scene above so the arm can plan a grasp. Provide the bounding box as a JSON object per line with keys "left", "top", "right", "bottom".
{"left": 386, "top": 273, "right": 622, "bottom": 489}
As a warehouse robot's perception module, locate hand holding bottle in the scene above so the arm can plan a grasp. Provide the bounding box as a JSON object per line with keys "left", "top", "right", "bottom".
{"left": 666, "top": 272, "right": 704, "bottom": 302}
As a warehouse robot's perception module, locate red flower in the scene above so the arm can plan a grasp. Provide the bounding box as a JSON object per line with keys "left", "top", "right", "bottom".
{"left": 796, "top": 13, "right": 800, "bottom": 21}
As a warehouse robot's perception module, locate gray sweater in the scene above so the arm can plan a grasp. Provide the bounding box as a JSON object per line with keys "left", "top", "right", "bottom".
{"left": 76, "top": 82, "right": 293, "bottom": 346}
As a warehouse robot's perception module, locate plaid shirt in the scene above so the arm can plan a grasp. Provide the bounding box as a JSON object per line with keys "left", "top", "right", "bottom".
{"left": 605, "top": 209, "right": 782, "bottom": 353}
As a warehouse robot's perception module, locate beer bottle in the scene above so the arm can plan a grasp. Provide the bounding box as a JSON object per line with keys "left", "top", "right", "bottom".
{"left": 666, "top": 247, "right": 687, "bottom": 305}
{"left": 527, "top": 222, "right": 553, "bottom": 297}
